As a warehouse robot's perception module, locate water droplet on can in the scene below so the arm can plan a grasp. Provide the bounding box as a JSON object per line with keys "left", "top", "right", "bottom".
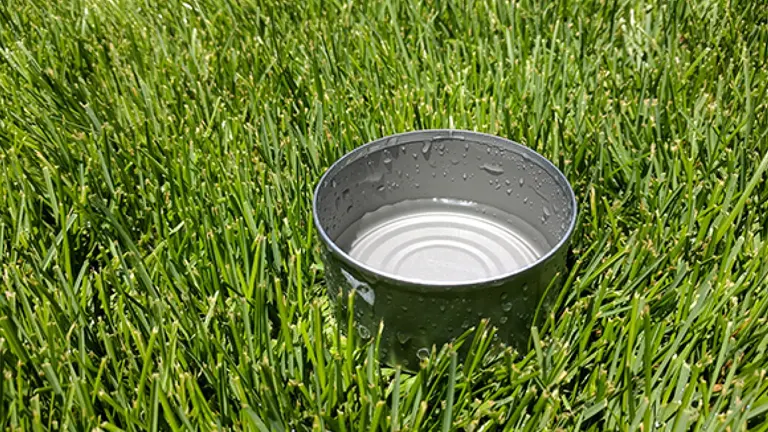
{"left": 480, "top": 163, "right": 504, "bottom": 175}
{"left": 357, "top": 324, "right": 371, "bottom": 339}
{"left": 519, "top": 177, "right": 525, "bottom": 186}
{"left": 396, "top": 331, "right": 411, "bottom": 344}
{"left": 421, "top": 141, "right": 432, "bottom": 156}
{"left": 417, "top": 348, "right": 430, "bottom": 360}
{"left": 500, "top": 316, "right": 508, "bottom": 324}
{"left": 502, "top": 302, "right": 513, "bottom": 312}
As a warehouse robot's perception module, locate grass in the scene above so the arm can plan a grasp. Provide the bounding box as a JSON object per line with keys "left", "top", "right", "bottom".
{"left": 1, "top": 0, "right": 768, "bottom": 430}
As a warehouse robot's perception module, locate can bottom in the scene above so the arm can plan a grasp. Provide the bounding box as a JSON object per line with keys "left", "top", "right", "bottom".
{"left": 335, "top": 198, "right": 550, "bottom": 284}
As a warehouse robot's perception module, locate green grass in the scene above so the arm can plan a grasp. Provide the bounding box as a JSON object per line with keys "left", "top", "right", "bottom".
{"left": 1, "top": 0, "right": 768, "bottom": 430}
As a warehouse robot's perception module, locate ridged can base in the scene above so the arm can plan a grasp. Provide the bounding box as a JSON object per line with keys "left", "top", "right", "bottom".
{"left": 313, "top": 130, "right": 577, "bottom": 368}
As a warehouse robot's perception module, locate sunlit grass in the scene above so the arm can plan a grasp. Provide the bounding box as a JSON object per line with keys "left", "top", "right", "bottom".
{"left": 1, "top": 0, "right": 768, "bottom": 430}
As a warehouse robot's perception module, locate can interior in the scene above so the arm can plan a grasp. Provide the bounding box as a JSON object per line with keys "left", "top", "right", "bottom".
{"left": 315, "top": 131, "right": 575, "bottom": 284}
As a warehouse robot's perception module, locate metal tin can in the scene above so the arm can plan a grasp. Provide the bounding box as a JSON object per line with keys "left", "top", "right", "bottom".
{"left": 313, "top": 130, "right": 577, "bottom": 367}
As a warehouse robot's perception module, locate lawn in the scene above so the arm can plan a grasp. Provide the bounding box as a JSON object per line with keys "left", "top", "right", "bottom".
{"left": 1, "top": 0, "right": 768, "bottom": 430}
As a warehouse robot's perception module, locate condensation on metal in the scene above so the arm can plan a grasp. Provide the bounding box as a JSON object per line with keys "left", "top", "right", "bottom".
{"left": 313, "top": 129, "right": 577, "bottom": 369}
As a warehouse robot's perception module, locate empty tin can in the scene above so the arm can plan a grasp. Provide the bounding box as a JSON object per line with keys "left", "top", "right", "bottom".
{"left": 313, "top": 130, "right": 577, "bottom": 367}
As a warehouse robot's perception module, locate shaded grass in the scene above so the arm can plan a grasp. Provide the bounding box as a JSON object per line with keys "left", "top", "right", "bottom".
{"left": 1, "top": 0, "right": 768, "bottom": 430}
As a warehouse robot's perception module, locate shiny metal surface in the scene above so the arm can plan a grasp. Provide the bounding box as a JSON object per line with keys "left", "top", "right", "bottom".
{"left": 336, "top": 198, "right": 548, "bottom": 284}
{"left": 313, "top": 130, "right": 577, "bottom": 368}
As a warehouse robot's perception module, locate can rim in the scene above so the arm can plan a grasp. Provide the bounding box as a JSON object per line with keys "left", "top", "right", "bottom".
{"left": 312, "top": 129, "right": 578, "bottom": 291}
